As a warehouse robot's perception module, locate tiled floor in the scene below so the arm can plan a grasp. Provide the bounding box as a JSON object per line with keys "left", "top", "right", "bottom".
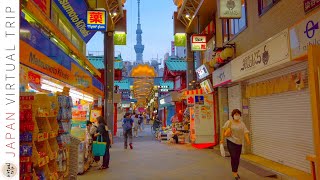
{"left": 78, "top": 126, "right": 276, "bottom": 180}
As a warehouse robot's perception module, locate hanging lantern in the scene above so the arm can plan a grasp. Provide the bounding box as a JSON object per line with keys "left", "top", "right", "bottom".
{"left": 173, "top": 0, "right": 183, "bottom": 7}
{"left": 223, "top": 47, "right": 234, "bottom": 59}
{"left": 220, "top": 50, "right": 228, "bottom": 60}
{"left": 209, "top": 58, "right": 215, "bottom": 68}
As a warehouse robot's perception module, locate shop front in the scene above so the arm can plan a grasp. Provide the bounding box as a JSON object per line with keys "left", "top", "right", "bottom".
{"left": 159, "top": 94, "right": 175, "bottom": 127}
{"left": 289, "top": 8, "right": 320, "bottom": 176}
{"left": 231, "top": 29, "right": 314, "bottom": 173}
{"left": 183, "top": 89, "right": 217, "bottom": 148}
{"left": 19, "top": 13, "right": 104, "bottom": 178}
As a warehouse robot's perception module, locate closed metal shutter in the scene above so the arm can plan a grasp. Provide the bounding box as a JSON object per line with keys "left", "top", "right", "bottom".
{"left": 228, "top": 85, "right": 242, "bottom": 119}
{"left": 249, "top": 62, "right": 314, "bottom": 173}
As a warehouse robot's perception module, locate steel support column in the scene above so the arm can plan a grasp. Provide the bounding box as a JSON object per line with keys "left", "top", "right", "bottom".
{"left": 186, "top": 33, "right": 195, "bottom": 90}
{"left": 104, "top": 31, "right": 114, "bottom": 134}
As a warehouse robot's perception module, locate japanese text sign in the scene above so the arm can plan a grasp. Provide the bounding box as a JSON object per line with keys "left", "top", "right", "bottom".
{"left": 174, "top": 33, "right": 187, "bottom": 47}
{"left": 191, "top": 35, "right": 207, "bottom": 51}
{"left": 86, "top": 10, "right": 107, "bottom": 31}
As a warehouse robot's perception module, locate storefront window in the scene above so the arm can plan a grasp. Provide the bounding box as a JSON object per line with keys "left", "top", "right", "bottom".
{"left": 222, "top": 0, "right": 247, "bottom": 43}
{"left": 59, "top": 19, "right": 71, "bottom": 40}
{"left": 258, "top": 0, "right": 281, "bottom": 15}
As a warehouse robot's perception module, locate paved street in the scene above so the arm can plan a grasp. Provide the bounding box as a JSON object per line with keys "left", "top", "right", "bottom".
{"left": 78, "top": 125, "right": 276, "bottom": 180}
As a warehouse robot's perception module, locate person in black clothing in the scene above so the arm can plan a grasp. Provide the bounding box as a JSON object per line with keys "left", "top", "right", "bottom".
{"left": 94, "top": 116, "right": 111, "bottom": 169}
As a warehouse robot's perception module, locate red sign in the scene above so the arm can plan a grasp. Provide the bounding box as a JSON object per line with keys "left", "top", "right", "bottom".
{"left": 32, "top": 0, "right": 51, "bottom": 17}
{"left": 28, "top": 71, "right": 41, "bottom": 85}
{"left": 187, "top": 96, "right": 195, "bottom": 105}
{"left": 304, "top": 0, "right": 320, "bottom": 13}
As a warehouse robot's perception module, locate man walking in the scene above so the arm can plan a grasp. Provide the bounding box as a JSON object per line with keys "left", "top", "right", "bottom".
{"left": 122, "top": 113, "right": 134, "bottom": 149}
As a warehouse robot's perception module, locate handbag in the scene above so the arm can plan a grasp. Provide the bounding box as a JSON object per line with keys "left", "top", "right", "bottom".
{"left": 92, "top": 135, "right": 106, "bottom": 156}
{"left": 220, "top": 143, "right": 226, "bottom": 157}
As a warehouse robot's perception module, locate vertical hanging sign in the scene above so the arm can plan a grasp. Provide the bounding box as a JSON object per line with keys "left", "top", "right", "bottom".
{"left": 174, "top": 33, "right": 187, "bottom": 47}
{"left": 86, "top": 10, "right": 107, "bottom": 31}
{"left": 114, "top": 32, "right": 127, "bottom": 45}
{"left": 219, "top": 0, "right": 242, "bottom": 19}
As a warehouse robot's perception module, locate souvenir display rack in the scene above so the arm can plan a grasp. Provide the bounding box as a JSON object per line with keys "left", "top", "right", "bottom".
{"left": 20, "top": 92, "right": 59, "bottom": 180}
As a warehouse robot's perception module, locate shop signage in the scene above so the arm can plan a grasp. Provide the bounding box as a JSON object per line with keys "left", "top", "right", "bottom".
{"left": 219, "top": 0, "right": 242, "bottom": 19}
{"left": 187, "top": 95, "right": 195, "bottom": 106}
{"left": 304, "top": 0, "right": 320, "bottom": 13}
{"left": 28, "top": 71, "right": 41, "bottom": 85}
{"left": 213, "top": 62, "right": 231, "bottom": 87}
{"left": 231, "top": 29, "right": 290, "bottom": 81}
{"left": 86, "top": 10, "right": 107, "bottom": 31}
{"left": 114, "top": 32, "right": 127, "bottom": 45}
{"left": 174, "top": 33, "right": 187, "bottom": 47}
{"left": 71, "top": 63, "right": 91, "bottom": 89}
{"left": 20, "top": 18, "right": 72, "bottom": 71}
{"left": 191, "top": 35, "right": 207, "bottom": 51}
{"left": 196, "top": 64, "right": 210, "bottom": 79}
{"left": 290, "top": 9, "right": 320, "bottom": 60}
{"left": 20, "top": 41, "right": 104, "bottom": 96}
{"left": 53, "top": 0, "right": 96, "bottom": 43}
{"left": 200, "top": 80, "right": 214, "bottom": 94}
{"left": 32, "top": 0, "right": 51, "bottom": 17}
{"left": 20, "top": 40, "right": 71, "bottom": 82}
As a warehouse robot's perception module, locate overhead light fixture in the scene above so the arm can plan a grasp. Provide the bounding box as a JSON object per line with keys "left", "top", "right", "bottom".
{"left": 185, "top": 14, "right": 190, "bottom": 18}
{"left": 113, "top": 12, "right": 118, "bottom": 16}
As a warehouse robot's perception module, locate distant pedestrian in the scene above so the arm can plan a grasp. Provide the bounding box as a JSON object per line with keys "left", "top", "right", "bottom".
{"left": 122, "top": 113, "right": 134, "bottom": 149}
{"left": 133, "top": 114, "right": 140, "bottom": 138}
{"left": 89, "top": 121, "right": 100, "bottom": 165}
{"left": 146, "top": 114, "right": 150, "bottom": 124}
{"left": 94, "top": 116, "right": 111, "bottom": 170}
{"left": 221, "top": 109, "right": 250, "bottom": 180}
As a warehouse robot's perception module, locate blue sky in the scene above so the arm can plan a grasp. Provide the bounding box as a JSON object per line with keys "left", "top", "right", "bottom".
{"left": 86, "top": 0, "right": 177, "bottom": 63}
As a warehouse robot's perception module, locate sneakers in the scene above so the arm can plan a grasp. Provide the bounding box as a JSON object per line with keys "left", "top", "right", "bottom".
{"left": 129, "top": 143, "right": 133, "bottom": 149}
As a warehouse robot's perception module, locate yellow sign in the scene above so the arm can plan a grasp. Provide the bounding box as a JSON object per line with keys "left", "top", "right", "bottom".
{"left": 20, "top": 40, "right": 104, "bottom": 97}
{"left": 86, "top": 10, "right": 107, "bottom": 31}
{"left": 20, "top": 40, "right": 71, "bottom": 83}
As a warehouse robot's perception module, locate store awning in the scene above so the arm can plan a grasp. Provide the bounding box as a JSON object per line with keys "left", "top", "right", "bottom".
{"left": 88, "top": 56, "right": 123, "bottom": 70}
{"left": 159, "top": 80, "right": 174, "bottom": 90}
{"left": 163, "top": 58, "right": 187, "bottom": 81}
{"left": 165, "top": 59, "right": 187, "bottom": 71}
{"left": 114, "top": 79, "right": 130, "bottom": 90}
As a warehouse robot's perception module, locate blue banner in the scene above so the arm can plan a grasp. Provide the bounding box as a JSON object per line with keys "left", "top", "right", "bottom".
{"left": 53, "top": 0, "right": 96, "bottom": 43}
{"left": 92, "top": 76, "right": 104, "bottom": 91}
{"left": 20, "top": 17, "right": 72, "bottom": 70}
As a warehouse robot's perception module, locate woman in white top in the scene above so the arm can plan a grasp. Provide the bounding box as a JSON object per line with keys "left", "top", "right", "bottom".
{"left": 221, "top": 109, "right": 251, "bottom": 180}
{"left": 133, "top": 115, "right": 140, "bottom": 137}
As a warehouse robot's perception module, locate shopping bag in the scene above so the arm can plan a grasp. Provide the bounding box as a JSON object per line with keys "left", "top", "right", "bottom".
{"left": 92, "top": 136, "right": 106, "bottom": 156}
{"left": 220, "top": 143, "right": 226, "bottom": 157}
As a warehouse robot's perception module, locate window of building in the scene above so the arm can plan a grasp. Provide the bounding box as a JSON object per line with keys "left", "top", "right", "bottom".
{"left": 58, "top": 19, "right": 71, "bottom": 40}
{"left": 258, "top": 0, "right": 280, "bottom": 15}
{"left": 222, "top": 0, "right": 247, "bottom": 43}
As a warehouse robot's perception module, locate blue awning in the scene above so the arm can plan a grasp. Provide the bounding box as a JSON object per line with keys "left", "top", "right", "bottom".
{"left": 114, "top": 79, "right": 130, "bottom": 90}
{"left": 165, "top": 59, "right": 187, "bottom": 71}
{"left": 159, "top": 80, "right": 174, "bottom": 89}
{"left": 88, "top": 56, "right": 123, "bottom": 70}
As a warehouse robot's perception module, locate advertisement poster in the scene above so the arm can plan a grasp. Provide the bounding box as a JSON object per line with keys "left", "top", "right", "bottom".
{"left": 90, "top": 109, "right": 102, "bottom": 122}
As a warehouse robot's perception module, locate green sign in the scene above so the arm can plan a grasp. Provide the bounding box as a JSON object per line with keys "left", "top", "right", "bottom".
{"left": 174, "top": 33, "right": 186, "bottom": 47}
{"left": 114, "top": 32, "right": 127, "bottom": 45}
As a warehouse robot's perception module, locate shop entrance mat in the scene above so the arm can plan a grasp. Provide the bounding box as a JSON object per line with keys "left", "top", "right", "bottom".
{"left": 240, "top": 160, "right": 277, "bottom": 178}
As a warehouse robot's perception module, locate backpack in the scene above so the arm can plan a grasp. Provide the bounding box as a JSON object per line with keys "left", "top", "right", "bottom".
{"left": 122, "top": 118, "right": 132, "bottom": 131}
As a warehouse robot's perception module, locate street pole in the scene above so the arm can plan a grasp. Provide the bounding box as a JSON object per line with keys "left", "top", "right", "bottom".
{"left": 186, "top": 33, "right": 195, "bottom": 90}
{"left": 104, "top": 31, "right": 115, "bottom": 135}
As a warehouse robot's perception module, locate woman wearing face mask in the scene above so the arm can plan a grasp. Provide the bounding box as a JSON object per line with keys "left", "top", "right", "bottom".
{"left": 221, "top": 109, "right": 250, "bottom": 180}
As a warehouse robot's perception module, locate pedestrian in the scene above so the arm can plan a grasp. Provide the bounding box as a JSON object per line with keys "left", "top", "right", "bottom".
{"left": 89, "top": 120, "right": 101, "bottom": 166}
{"left": 146, "top": 114, "right": 150, "bottom": 124}
{"left": 138, "top": 113, "right": 144, "bottom": 132}
{"left": 220, "top": 109, "right": 250, "bottom": 180}
{"left": 133, "top": 114, "right": 140, "bottom": 138}
{"left": 122, "top": 113, "right": 134, "bottom": 149}
{"left": 94, "top": 116, "right": 111, "bottom": 170}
